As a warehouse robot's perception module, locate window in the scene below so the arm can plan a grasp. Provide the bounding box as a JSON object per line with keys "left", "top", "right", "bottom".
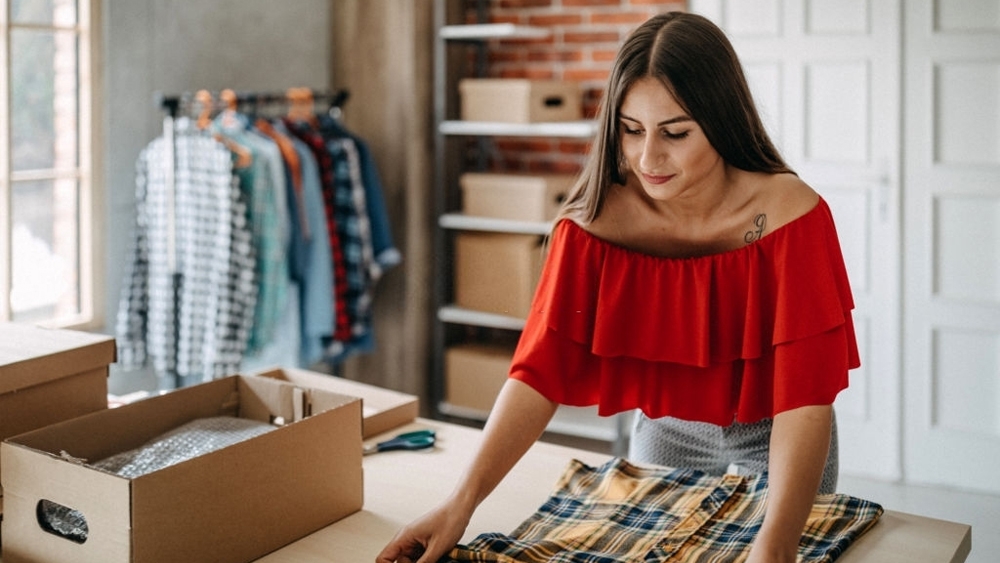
{"left": 1, "top": 0, "right": 98, "bottom": 327}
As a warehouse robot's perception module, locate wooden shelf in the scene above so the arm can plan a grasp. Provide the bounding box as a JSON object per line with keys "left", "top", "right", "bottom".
{"left": 439, "top": 119, "right": 599, "bottom": 138}
{"left": 437, "top": 305, "right": 526, "bottom": 331}
{"left": 438, "top": 213, "right": 552, "bottom": 235}
{"left": 440, "top": 23, "right": 551, "bottom": 41}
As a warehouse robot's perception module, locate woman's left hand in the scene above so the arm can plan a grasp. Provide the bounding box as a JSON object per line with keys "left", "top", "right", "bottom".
{"left": 744, "top": 539, "right": 797, "bottom": 563}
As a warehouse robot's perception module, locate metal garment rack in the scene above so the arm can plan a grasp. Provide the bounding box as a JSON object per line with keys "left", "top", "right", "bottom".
{"left": 156, "top": 89, "right": 350, "bottom": 117}
{"left": 151, "top": 89, "right": 349, "bottom": 389}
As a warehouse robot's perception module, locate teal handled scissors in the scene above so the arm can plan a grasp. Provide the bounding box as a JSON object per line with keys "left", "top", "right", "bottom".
{"left": 363, "top": 429, "right": 436, "bottom": 455}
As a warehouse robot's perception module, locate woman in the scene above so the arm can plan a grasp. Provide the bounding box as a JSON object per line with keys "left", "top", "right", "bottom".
{"left": 378, "top": 11, "right": 859, "bottom": 563}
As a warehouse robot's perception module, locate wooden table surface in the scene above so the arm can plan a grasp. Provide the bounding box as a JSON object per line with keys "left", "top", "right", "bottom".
{"left": 256, "top": 418, "right": 973, "bottom": 563}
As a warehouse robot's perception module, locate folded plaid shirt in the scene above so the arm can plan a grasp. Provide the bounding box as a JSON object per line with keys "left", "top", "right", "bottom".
{"left": 445, "top": 458, "right": 883, "bottom": 563}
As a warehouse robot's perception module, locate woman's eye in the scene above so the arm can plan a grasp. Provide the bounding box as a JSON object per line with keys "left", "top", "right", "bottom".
{"left": 664, "top": 130, "right": 690, "bottom": 140}
{"left": 622, "top": 126, "right": 643, "bottom": 135}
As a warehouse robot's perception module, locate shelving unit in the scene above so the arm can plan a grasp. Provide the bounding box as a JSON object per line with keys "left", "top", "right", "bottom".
{"left": 431, "top": 0, "right": 627, "bottom": 453}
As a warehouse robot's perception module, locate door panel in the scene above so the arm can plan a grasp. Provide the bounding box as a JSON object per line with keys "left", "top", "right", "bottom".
{"left": 691, "top": 0, "right": 902, "bottom": 480}
{"left": 904, "top": 0, "right": 1000, "bottom": 493}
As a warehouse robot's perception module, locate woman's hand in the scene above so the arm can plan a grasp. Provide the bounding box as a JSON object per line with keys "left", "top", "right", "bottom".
{"left": 747, "top": 404, "right": 833, "bottom": 563}
{"left": 375, "top": 499, "right": 472, "bottom": 563}
{"left": 744, "top": 537, "right": 797, "bottom": 563}
{"left": 376, "top": 380, "right": 558, "bottom": 563}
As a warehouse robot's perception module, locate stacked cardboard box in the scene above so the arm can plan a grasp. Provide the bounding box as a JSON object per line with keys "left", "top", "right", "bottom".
{"left": 460, "top": 172, "right": 573, "bottom": 223}
{"left": 454, "top": 232, "right": 545, "bottom": 319}
{"left": 459, "top": 78, "right": 582, "bottom": 123}
{"left": 445, "top": 343, "right": 515, "bottom": 414}
{"left": 0, "top": 323, "right": 116, "bottom": 512}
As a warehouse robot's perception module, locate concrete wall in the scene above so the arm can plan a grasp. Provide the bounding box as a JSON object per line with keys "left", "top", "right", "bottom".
{"left": 329, "top": 0, "right": 435, "bottom": 404}
{"left": 102, "top": 0, "right": 332, "bottom": 393}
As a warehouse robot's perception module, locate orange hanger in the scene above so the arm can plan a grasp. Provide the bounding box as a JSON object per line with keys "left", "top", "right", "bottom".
{"left": 256, "top": 118, "right": 302, "bottom": 190}
{"left": 195, "top": 89, "right": 214, "bottom": 130}
{"left": 256, "top": 117, "right": 309, "bottom": 238}
{"left": 219, "top": 89, "right": 241, "bottom": 128}
{"left": 220, "top": 88, "right": 239, "bottom": 111}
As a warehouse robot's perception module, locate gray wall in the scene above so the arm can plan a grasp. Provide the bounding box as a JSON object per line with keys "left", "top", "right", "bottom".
{"left": 102, "top": 0, "right": 333, "bottom": 393}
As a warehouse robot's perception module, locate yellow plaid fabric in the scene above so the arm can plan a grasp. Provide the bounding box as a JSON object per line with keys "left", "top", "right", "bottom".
{"left": 444, "top": 458, "right": 883, "bottom": 563}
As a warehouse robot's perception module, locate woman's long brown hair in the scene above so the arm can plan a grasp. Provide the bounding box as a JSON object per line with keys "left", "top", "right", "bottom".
{"left": 559, "top": 12, "right": 793, "bottom": 226}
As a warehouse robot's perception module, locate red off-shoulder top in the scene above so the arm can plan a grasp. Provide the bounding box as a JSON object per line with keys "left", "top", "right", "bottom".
{"left": 508, "top": 197, "right": 860, "bottom": 426}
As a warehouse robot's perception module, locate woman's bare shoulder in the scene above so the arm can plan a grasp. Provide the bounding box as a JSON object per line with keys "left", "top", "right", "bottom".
{"left": 756, "top": 173, "right": 820, "bottom": 230}
{"left": 576, "top": 184, "right": 627, "bottom": 242}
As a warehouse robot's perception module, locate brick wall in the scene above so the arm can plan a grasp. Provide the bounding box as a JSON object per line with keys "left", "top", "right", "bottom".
{"left": 461, "top": 0, "right": 686, "bottom": 174}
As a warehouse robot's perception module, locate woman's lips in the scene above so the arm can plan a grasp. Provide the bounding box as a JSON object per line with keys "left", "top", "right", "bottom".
{"left": 642, "top": 173, "right": 674, "bottom": 185}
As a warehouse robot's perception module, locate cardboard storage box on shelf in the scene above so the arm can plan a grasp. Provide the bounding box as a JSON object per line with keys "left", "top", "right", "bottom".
{"left": 251, "top": 366, "right": 418, "bottom": 438}
{"left": 454, "top": 232, "right": 544, "bottom": 319}
{"left": 445, "top": 343, "right": 514, "bottom": 414}
{"left": 459, "top": 78, "right": 582, "bottom": 123}
{"left": 460, "top": 172, "right": 574, "bottom": 222}
{"left": 0, "top": 323, "right": 116, "bottom": 505}
{"left": 0, "top": 374, "right": 362, "bottom": 563}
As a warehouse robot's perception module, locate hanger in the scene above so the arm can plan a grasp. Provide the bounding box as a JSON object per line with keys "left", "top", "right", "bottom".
{"left": 286, "top": 87, "right": 319, "bottom": 128}
{"left": 219, "top": 89, "right": 243, "bottom": 129}
{"left": 195, "top": 89, "right": 253, "bottom": 169}
{"left": 195, "top": 89, "right": 215, "bottom": 130}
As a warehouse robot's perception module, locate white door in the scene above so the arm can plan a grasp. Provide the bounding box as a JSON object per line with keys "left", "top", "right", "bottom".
{"left": 690, "top": 0, "right": 903, "bottom": 480}
{"left": 903, "top": 1, "right": 1000, "bottom": 493}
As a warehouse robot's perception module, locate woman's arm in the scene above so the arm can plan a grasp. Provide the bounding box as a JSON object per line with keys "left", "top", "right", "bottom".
{"left": 375, "top": 378, "right": 559, "bottom": 563}
{"left": 747, "top": 404, "right": 833, "bottom": 563}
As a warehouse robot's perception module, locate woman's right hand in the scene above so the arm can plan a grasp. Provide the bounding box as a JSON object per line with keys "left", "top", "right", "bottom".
{"left": 377, "top": 381, "right": 558, "bottom": 562}
{"left": 375, "top": 499, "right": 473, "bottom": 563}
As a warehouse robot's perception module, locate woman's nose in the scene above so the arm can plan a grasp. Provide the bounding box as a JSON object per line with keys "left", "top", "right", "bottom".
{"left": 639, "top": 137, "right": 663, "bottom": 170}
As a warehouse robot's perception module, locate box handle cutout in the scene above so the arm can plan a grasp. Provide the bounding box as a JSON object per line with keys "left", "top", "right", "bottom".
{"left": 36, "top": 499, "right": 89, "bottom": 544}
{"left": 543, "top": 96, "right": 564, "bottom": 108}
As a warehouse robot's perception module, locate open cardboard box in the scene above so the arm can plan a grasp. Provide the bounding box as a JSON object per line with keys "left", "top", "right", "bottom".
{"left": 0, "top": 374, "right": 363, "bottom": 563}
{"left": 251, "top": 366, "right": 418, "bottom": 438}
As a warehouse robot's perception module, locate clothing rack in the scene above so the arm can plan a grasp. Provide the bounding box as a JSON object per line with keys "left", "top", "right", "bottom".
{"left": 156, "top": 88, "right": 350, "bottom": 119}
{"left": 153, "top": 87, "right": 350, "bottom": 389}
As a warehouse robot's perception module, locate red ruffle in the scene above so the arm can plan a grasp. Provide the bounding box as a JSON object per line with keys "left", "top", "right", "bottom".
{"left": 509, "top": 198, "right": 860, "bottom": 425}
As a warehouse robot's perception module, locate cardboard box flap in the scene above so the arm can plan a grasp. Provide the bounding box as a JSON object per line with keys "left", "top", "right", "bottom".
{"left": 8, "top": 377, "right": 244, "bottom": 463}
{"left": 0, "top": 323, "right": 116, "bottom": 394}
{"left": 251, "top": 367, "right": 419, "bottom": 437}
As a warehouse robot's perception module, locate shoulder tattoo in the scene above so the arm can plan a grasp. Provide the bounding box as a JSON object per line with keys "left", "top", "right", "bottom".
{"left": 744, "top": 213, "right": 767, "bottom": 244}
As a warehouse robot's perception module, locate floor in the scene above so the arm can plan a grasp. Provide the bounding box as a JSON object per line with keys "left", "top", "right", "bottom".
{"left": 540, "top": 432, "right": 995, "bottom": 563}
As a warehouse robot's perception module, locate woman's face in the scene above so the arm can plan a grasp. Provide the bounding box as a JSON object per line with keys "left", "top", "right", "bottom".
{"left": 618, "top": 76, "right": 725, "bottom": 202}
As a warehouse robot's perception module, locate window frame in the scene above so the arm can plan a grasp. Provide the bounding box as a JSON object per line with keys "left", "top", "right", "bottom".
{"left": 0, "top": 0, "right": 102, "bottom": 329}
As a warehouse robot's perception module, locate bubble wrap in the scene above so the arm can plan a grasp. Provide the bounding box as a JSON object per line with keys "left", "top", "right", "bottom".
{"left": 38, "top": 416, "right": 276, "bottom": 543}
{"left": 92, "top": 416, "right": 276, "bottom": 477}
